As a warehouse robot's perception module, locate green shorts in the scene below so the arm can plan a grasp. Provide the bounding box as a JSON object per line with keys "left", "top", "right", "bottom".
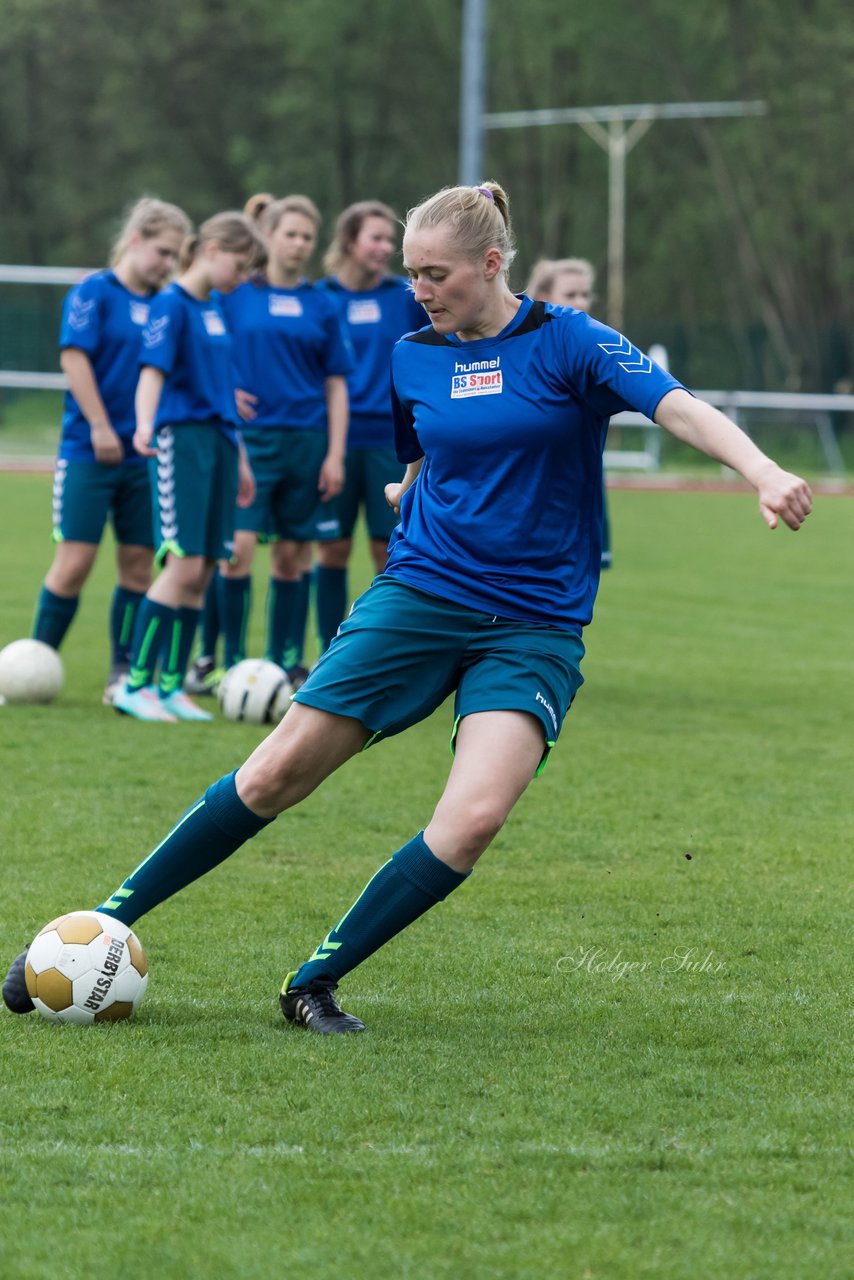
{"left": 285, "top": 500, "right": 342, "bottom": 544}
{"left": 294, "top": 574, "right": 585, "bottom": 767}
{"left": 51, "top": 458, "right": 153, "bottom": 547}
{"left": 337, "top": 446, "right": 401, "bottom": 541}
{"left": 153, "top": 422, "right": 238, "bottom": 562}
{"left": 239, "top": 427, "right": 340, "bottom": 542}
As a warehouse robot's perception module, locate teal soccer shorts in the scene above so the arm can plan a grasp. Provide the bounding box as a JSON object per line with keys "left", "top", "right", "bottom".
{"left": 152, "top": 422, "right": 238, "bottom": 562}
{"left": 51, "top": 458, "right": 153, "bottom": 547}
{"left": 284, "top": 498, "right": 342, "bottom": 544}
{"left": 336, "top": 446, "right": 401, "bottom": 542}
{"left": 239, "top": 427, "right": 340, "bottom": 542}
{"left": 294, "top": 574, "right": 585, "bottom": 767}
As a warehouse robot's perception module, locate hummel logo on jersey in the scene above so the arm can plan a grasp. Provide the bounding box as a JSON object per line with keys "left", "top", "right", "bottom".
{"left": 130, "top": 301, "right": 150, "bottom": 326}
{"left": 144, "top": 316, "right": 170, "bottom": 348}
{"left": 597, "top": 334, "right": 651, "bottom": 374}
{"left": 451, "top": 356, "right": 503, "bottom": 398}
{"left": 202, "top": 310, "right": 226, "bottom": 336}
{"left": 269, "top": 294, "right": 303, "bottom": 317}
{"left": 348, "top": 299, "right": 382, "bottom": 325}
{"left": 68, "top": 297, "right": 96, "bottom": 331}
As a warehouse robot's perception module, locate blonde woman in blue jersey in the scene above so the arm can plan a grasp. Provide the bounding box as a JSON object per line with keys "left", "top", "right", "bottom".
{"left": 314, "top": 201, "right": 425, "bottom": 651}
{"left": 112, "top": 212, "right": 264, "bottom": 723}
{"left": 4, "top": 183, "right": 812, "bottom": 1029}
{"left": 187, "top": 194, "right": 351, "bottom": 692}
{"left": 32, "top": 198, "right": 191, "bottom": 703}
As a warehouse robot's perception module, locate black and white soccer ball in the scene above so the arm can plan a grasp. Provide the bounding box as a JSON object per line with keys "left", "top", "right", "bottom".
{"left": 0, "top": 638, "right": 64, "bottom": 704}
{"left": 217, "top": 659, "right": 293, "bottom": 724}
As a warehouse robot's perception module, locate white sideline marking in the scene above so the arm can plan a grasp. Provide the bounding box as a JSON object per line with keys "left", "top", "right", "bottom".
{"left": 4, "top": 1138, "right": 845, "bottom": 1162}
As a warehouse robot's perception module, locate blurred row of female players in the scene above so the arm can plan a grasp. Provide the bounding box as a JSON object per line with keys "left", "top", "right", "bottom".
{"left": 32, "top": 193, "right": 604, "bottom": 722}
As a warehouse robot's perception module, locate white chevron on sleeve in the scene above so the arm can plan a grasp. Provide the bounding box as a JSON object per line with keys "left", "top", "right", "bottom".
{"left": 598, "top": 333, "right": 651, "bottom": 374}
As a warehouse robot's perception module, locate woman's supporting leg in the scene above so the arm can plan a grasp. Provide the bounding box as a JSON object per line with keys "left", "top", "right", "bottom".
{"left": 283, "top": 711, "right": 545, "bottom": 1031}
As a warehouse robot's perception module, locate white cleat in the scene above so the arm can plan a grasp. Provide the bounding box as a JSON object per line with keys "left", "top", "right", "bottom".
{"left": 113, "top": 685, "right": 178, "bottom": 722}
{"left": 158, "top": 690, "right": 213, "bottom": 722}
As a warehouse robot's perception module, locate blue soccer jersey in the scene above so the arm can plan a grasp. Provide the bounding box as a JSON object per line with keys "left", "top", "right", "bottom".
{"left": 317, "top": 276, "right": 425, "bottom": 448}
{"left": 140, "top": 283, "right": 238, "bottom": 443}
{"left": 387, "top": 297, "right": 683, "bottom": 630}
{"left": 220, "top": 279, "right": 353, "bottom": 432}
{"left": 58, "top": 270, "right": 154, "bottom": 464}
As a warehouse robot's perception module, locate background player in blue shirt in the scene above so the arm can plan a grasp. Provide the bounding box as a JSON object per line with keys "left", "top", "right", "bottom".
{"left": 31, "top": 198, "right": 191, "bottom": 703}
{"left": 187, "top": 194, "right": 351, "bottom": 691}
{"left": 112, "top": 211, "right": 264, "bottom": 722}
{"left": 4, "top": 182, "right": 812, "bottom": 1029}
{"left": 314, "top": 201, "right": 425, "bottom": 650}
{"left": 527, "top": 256, "right": 612, "bottom": 569}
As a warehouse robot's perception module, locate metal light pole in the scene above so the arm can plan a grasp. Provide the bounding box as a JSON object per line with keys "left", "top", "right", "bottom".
{"left": 482, "top": 100, "right": 767, "bottom": 330}
{"left": 458, "top": 0, "right": 488, "bottom": 185}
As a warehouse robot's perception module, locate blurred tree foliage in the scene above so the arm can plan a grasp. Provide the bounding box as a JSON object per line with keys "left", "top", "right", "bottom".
{"left": 0, "top": 0, "right": 851, "bottom": 389}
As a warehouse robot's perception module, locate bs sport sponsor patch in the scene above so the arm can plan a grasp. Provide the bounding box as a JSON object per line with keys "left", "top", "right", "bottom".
{"left": 203, "top": 310, "right": 227, "bottom": 337}
{"left": 347, "top": 299, "right": 382, "bottom": 325}
{"left": 269, "top": 294, "right": 303, "bottom": 317}
{"left": 450, "top": 358, "right": 503, "bottom": 399}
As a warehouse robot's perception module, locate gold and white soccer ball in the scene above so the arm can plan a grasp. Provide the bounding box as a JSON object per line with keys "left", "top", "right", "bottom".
{"left": 217, "top": 658, "right": 293, "bottom": 724}
{"left": 0, "top": 638, "right": 64, "bottom": 704}
{"left": 25, "top": 911, "right": 149, "bottom": 1024}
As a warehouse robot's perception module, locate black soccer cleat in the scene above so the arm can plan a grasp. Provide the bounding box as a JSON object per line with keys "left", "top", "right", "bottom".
{"left": 279, "top": 972, "right": 366, "bottom": 1035}
{"left": 3, "top": 950, "right": 35, "bottom": 1014}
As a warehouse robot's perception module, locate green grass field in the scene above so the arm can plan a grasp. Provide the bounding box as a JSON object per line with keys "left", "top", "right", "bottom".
{"left": 0, "top": 474, "right": 851, "bottom": 1280}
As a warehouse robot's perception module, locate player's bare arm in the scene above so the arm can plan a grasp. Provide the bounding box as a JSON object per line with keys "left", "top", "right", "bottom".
{"left": 61, "top": 348, "right": 123, "bottom": 464}
{"left": 654, "top": 388, "right": 812, "bottom": 530}
{"left": 133, "top": 365, "right": 165, "bottom": 457}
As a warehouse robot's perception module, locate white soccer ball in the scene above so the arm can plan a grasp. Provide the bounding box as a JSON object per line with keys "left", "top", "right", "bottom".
{"left": 0, "top": 638, "right": 64, "bottom": 704}
{"left": 25, "top": 911, "right": 149, "bottom": 1025}
{"left": 217, "top": 658, "right": 292, "bottom": 724}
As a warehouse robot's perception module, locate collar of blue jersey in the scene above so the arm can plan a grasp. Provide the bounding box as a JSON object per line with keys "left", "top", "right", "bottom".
{"left": 250, "top": 273, "right": 312, "bottom": 291}
{"left": 322, "top": 274, "right": 399, "bottom": 293}
{"left": 441, "top": 293, "right": 537, "bottom": 347}
{"left": 106, "top": 269, "right": 155, "bottom": 299}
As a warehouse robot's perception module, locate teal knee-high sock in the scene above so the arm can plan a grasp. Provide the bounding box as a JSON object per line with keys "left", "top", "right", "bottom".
{"left": 290, "top": 832, "right": 469, "bottom": 988}
{"left": 127, "top": 598, "right": 175, "bottom": 691}
{"left": 159, "top": 606, "right": 201, "bottom": 697}
{"left": 97, "top": 772, "right": 273, "bottom": 926}
{"left": 110, "top": 586, "right": 145, "bottom": 666}
{"left": 265, "top": 577, "right": 301, "bottom": 670}
{"left": 33, "top": 585, "right": 78, "bottom": 649}
{"left": 315, "top": 565, "right": 347, "bottom": 652}
{"left": 292, "top": 572, "right": 311, "bottom": 667}
{"left": 199, "top": 572, "right": 221, "bottom": 661}
{"left": 219, "top": 575, "right": 252, "bottom": 668}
